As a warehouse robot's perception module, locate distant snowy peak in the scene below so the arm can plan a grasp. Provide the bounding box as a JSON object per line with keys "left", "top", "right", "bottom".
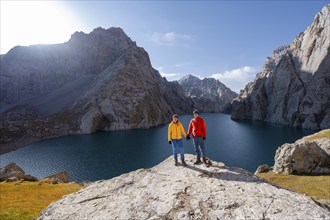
{"left": 178, "top": 75, "right": 237, "bottom": 112}
{"left": 178, "top": 74, "right": 201, "bottom": 87}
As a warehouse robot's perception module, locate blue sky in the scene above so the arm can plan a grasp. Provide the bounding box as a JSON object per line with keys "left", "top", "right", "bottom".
{"left": 1, "top": 1, "right": 328, "bottom": 92}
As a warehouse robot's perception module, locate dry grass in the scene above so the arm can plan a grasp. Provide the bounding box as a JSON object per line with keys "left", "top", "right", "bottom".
{"left": 0, "top": 181, "right": 82, "bottom": 220}
{"left": 258, "top": 172, "right": 330, "bottom": 201}
{"left": 303, "top": 129, "right": 330, "bottom": 142}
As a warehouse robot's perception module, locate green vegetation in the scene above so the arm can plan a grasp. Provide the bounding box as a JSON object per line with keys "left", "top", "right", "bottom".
{"left": 0, "top": 181, "right": 82, "bottom": 220}
{"left": 258, "top": 172, "right": 330, "bottom": 202}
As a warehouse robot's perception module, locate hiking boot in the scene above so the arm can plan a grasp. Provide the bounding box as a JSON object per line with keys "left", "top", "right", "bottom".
{"left": 181, "top": 160, "right": 187, "bottom": 167}
{"left": 174, "top": 159, "right": 178, "bottom": 166}
{"left": 203, "top": 157, "right": 211, "bottom": 167}
{"left": 194, "top": 157, "right": 202, "bottom": 165}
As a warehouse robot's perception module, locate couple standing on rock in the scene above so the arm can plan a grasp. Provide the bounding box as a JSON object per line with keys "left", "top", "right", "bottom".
{"left": 168, "top": 110, "right": 210, "bottom": 167}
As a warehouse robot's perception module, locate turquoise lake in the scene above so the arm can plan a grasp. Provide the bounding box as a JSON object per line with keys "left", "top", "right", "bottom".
{"left": 0, "top": 113, "right": 314, "bottom": 181}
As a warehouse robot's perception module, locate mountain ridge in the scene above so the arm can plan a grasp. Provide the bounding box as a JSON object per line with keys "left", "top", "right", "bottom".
{"left": 0, "top": 27, "right": 192, "bottom": 153}
{"left": 177, "top": 74, "right": 237, "bottom": 112}
{"left": 0, "top": 27, "right": 236, "bottom": 154}
{"left": 230, "top": 4, "right": 330, "bottom": 130}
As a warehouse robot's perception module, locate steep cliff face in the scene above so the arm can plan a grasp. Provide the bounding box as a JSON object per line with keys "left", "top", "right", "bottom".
{"left": 37, "top": 155, "right": 330, "bottom": 220}
{"left": 76, "top": 45, "right": 191, "bottom": 133}
{"left": 0, "top": 27, "right": 191, "bottom": 153}
{"left": 231, "top": 4, "right": 330, "bottom": 130}
{"left": 178, "top": 75, "right": 237, "bottom": 112}
{"left": 0, "top": 27, "right": 134, "bottom": 111}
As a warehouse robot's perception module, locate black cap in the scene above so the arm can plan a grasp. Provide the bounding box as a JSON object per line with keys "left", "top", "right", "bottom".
{"left": 193, "top": 110, "right": 199, "bottom": 114}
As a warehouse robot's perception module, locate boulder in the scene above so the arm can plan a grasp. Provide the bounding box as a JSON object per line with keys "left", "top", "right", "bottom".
{"left": 0, "top": 162, "right": 39, "bottom": 182}
{"left": 273, "top": 130, "right": 330, "bottom": 174}
{"left": 0, "top": 162, "right": 25, "bottom": 181}
{"left": 254, "top": 164, "right": 270, "bottom": 175}
{"left": 23, "top": 174, "right": 39, "bottom": 182}
{"left": 45, "top": 171, "right": 70, "bottom": 183}
{"left": 6, "top": 176, "right": 19, "bottom": 182}
{"left": 37, "top": 154, "right": 329, "bottom": 220}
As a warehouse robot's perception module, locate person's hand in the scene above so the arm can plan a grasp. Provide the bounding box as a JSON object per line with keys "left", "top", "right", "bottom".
{"left": 203, "top": 137, "right": 206, "bottom": 140}
{"left": 168, "top": 141, "right": 172, "bottom": 145}
{"left": 186, "top": 136, "right": 190, "bottom": 140}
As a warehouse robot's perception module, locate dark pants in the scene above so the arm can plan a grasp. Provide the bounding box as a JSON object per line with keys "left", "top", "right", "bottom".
{"left": 193, "top": 136, "right": 206, "bottom": 158}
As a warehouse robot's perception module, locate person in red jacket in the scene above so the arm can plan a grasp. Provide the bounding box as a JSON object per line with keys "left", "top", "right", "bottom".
{"left": 186, "top": 110, "right": 208, "bottom": 165}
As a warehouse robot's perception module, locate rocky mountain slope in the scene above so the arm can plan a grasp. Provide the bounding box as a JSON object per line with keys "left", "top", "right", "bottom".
{"left": 178, "top": 75, "right": 237, "bottom": 112}
{"left": 37, "top": 154, "right": 330, "bottom": 220}
{"left": 0, "top": 27, "right": 191, "bottom": 153}
{"left": 230, "top": 4, "right": 330, "bottom": 130}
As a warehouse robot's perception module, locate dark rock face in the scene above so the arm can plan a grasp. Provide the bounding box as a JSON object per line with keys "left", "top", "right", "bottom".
{"left": 0, "top": 27, "right": 134, "bottom": 110}
{"left": 178, "top": 75, "right": 237, "bottom": 112}
{"left": 0, "top": 27, "right": 191, "bottom": 153}
{"left": 230, "top": 4, "right": 330, "bottom": 130}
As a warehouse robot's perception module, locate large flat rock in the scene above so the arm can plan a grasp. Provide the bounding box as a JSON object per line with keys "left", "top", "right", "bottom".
{"left": 37, "top": 154, "right": 329, "bottom": 219}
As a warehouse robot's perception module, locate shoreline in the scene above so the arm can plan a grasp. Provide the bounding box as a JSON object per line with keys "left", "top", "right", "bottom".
{"left": 0, "top": 138, "right": 39, "bottom": 155}
{"left": 0, "top": 134, "right": 68, "bottom": 155}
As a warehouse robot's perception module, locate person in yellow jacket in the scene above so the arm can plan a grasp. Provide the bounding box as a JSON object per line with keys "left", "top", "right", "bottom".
{"left": 168, "top": 114, "right": 188, "bottom": 166}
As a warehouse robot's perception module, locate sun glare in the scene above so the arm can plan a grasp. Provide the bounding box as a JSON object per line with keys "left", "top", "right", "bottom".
{"left": 0, "top": 1, "right": 78, "bottom": 54}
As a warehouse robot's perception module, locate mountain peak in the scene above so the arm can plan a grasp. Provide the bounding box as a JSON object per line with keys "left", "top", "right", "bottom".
{"left": 69, "top": 27, "right": 134, "bottom": 46}
{"left": 177, "top": 74, "right": 237, "bottom": 112}
{"left": 230, "top": 4, "right": 330, "bottom": 130}
{"left": 178, "top": 74, "right": 201, "bottom": 87}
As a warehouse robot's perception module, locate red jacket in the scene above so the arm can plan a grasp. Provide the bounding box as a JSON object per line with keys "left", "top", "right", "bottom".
{"left": 187, "top": 117, "right": 207, "bottom": 138}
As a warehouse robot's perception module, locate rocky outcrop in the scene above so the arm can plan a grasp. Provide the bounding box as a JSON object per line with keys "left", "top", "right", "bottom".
{"left": 0, "top": 27, "right": 191, "bottom": 153}
{"left": 0, "top": 162, "right": 38, "bottom": 181}
{"left": 231, "top": 4, "right": 330, "bottom": 130}
{"left": 273, "top": 129, "right": 330, "bottom": 174}
{"left": 254, "top": 164, "right": 270, "bottom": 175}
{"left": 45, "top": 171, "right": 70, "bottom": 184}
{"left": 37, "top": 154, "right": 329, "bottom": 220}
{"left": 76, "top": 46, "right": 191, "bottom": 133}
{"left": 178, "top": 75, "right": 237, "bottom": 112}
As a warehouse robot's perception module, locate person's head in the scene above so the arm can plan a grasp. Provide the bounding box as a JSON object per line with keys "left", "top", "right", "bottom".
{"left": 172, "top": 114, "right": 179, "bottom": 123}
{"left": 193, "top": 110, "right": 199, "bottom": 118}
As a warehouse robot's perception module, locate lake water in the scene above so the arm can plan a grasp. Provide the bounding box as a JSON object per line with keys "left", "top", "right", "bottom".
{"left": 0, "top": 113, "right": 314, "bottom": 182}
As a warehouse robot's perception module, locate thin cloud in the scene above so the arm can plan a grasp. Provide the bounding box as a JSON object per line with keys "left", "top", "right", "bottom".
{"left": 211, "top": 66, "right": 259, "bottom": 93}
{"left": 157, "top": 66, "right": 177, "bottom": 79}
{"left": 148, "top": 32, "right": 193, "bottom": 46}
{"left": 160, "top": 72, "right": 177, "bottom": 78}
{"left": 175, "top": 62, "right": 193, "bottom": 67}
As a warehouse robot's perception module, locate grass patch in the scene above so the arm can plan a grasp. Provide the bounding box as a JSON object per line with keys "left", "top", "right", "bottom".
{"left": 303, "top": 129, "right": 330, "bottom": 142}
{"left": 258, "top": 172, "right": 330, "bottom": 201}
{"left": 0, "top": 181, "right": 82, "bottom": 220}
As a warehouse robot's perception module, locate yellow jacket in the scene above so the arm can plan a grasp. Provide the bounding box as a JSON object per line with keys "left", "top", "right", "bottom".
{"left": 168, "top": 121, "right": 187, "bottom": 141}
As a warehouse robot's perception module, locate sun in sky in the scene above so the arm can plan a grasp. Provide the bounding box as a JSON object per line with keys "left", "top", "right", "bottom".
{"left": 0, "top": 0, "right": 80, "bottom": 54}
